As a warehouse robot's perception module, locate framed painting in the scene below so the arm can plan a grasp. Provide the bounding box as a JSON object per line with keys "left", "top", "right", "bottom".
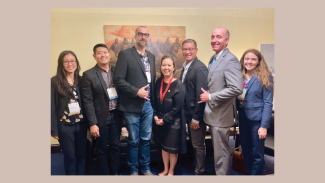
{"left": 104, "top": 25, "right": 186, "bottom": 78}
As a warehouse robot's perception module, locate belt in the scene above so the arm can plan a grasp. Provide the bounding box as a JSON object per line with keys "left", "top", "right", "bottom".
{"left": 108, "top": 109, "right": 117, "bottom": 115}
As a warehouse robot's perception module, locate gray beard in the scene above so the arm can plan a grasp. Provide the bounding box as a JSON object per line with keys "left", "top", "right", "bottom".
{"left": 136, "top": 41, "right": 147, "bottom": 47}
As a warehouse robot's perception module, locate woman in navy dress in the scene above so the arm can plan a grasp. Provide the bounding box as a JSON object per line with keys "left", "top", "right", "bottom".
{"left": 237, "top": 49, "right": 274, "bottom": 175}
{"left": 153, "top": 55, "right": 187, "bottom": 176}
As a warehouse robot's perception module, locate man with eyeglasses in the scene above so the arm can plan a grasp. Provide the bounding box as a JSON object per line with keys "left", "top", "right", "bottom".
{"left": 179, "top": 39, "right": 208, "bottom": 175}
{"left": 113, "top": 26, "right": 156, "bottom": 176}
{"left": 199, "top": 27, "right": 243, "bottom": 175}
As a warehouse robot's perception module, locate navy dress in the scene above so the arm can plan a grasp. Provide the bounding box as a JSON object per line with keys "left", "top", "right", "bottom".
{"left": 153, "top": 78, "right": 187, "bottom": 154}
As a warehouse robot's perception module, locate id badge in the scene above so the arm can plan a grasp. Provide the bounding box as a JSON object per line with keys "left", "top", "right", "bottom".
{"left": 68, "top": 102, "right": 80, "bottom": 115}
{"left": 238, "top": 88, "right": 247, "bottom": 100}
{"left": 107, "top": 87, "right": 118, "bottom": 100}
{"left": 146, "top": 72, "right": 151, "bottom": 83}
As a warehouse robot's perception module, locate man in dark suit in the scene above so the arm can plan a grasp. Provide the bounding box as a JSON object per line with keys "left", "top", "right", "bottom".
{"left": 81, "top": 43, "right": 122, "bottom": 175}
{"left": 113, "top": 26, "right": 156, "bottom": 175}
{"left": 179, "top": 39, "right": 208, "bottom": 175}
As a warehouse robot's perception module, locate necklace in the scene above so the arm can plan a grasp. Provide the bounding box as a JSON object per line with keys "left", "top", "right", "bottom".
{"left": 160, "top": 76, "right": 173, "bottom": 103}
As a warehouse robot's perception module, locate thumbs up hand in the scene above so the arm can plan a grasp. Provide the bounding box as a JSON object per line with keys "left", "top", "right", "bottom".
{"left": 198, "top": 88, "right": 210, "bottom": 104}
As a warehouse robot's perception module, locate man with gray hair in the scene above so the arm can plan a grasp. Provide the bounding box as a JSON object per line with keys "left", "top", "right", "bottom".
{"left": 179, "top": 39, "right": 208, "bottom": 175}
{"left": 199, "top": 27, "right": 243, "bottom": 175}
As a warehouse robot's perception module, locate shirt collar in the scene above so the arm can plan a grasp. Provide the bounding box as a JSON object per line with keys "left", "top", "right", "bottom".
{"left": 184, "top": 60, "right": 193, "bottom": 70}
{"left": 136, "top": 49, "right": 147, "bottom": 57}
{"left": 215, "top": 47, "right": 227, "bottom": 60}
{"left": 97, "top": 64, "right": 111, "bottom": 73}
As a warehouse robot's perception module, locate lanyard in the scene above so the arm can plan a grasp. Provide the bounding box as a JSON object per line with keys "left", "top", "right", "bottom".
{"left": 160, "top": 76, "right": 173, "bottom": 102}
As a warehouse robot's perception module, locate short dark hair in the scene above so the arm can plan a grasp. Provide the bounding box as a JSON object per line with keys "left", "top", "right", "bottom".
{"left": 160, "top": 55, "right": 177, "bottom": 78}
{"left": 93, "top": 43, "right": 109, "bottom": 54}
{"left": 182, "top": 39, "right": 197, "bottom": 48}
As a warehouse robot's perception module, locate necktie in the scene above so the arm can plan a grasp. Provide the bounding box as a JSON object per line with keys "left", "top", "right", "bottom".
{"left": 211, "top": 56, "right": 216, "bottom": 66}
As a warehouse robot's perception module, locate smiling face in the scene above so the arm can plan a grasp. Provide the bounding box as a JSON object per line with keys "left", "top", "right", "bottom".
{"left": 211, "top": 28, "right": 229, "bottom": 54}
{"left": 182, "top": 42, "right": 198, "bottom": 62}
{"left": 93, "top": 46, "right": 110, "bottom": 66}
{"left": 160, "top": 58, "right": 175, "bottom": 78}
{"left": 63, "top": 53, "right": 77, "bottom": 74}
{"left": 243, "top": 52, "right": 259, "bottom": 72}
{"left": 135, "top": 26, "right": 149, "bottom": 47}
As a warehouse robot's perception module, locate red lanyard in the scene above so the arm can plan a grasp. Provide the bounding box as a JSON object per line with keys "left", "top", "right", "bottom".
{"left": 160, "top": 76, "right": 173, "bottom": 102}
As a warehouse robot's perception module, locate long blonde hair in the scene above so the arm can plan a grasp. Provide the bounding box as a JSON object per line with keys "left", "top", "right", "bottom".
{"left": 239, "top": 49, "right": 274, "bottom": 89}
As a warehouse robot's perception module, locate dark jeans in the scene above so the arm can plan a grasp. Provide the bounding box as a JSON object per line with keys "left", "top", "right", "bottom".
{"left": 238, "top": 109, "right": 265, "bottom": 175}
{"left": 94, "top": 110, "right": 121, "bottom": 175}
{"left": 58, "top": 122, "right": 87, "bottom": 175}
{"left": 123, "top": 100, "right": 153, "bottom": 174}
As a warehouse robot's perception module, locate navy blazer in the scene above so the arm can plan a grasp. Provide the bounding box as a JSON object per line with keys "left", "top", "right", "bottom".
{"left": 179, "top": 57, "right": 208, "bottom": 122}
{"left": 242, "top": 75, "right": 273, "bottom": 128}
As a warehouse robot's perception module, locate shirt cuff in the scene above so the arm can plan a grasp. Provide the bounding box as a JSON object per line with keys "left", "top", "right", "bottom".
{"left": 209, "top": 94, "right": 211, "bottom": 101}
{"left": 192, "top": 119, "right": 199, "bottom": 124}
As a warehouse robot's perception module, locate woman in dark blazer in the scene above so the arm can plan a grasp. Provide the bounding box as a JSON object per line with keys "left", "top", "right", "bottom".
{"left": 51, "top": 50, "right": 87, "bottom": 175}
{"left": 237, "top": 49, "right": 274, "bottom": 175}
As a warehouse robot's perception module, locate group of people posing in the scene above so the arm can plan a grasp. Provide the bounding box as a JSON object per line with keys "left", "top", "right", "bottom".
{"left": 51, "top": 26, "right": 274, "bottom": 176}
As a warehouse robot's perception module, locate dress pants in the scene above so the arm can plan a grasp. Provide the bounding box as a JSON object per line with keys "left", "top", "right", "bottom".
{"left": 58, "top": 122, "right": 87, "bottom": 175}
{"left": 93, "top": 110, "right": 121, "bottom": 175}
{"left": 238, "top": 108, "right": 265, "bottom": 175}
{"left": 209, "top": 125, "right": 230, "bottom": 175}
{"left": 184, "top": 107, "right": 206, "bottom": 174}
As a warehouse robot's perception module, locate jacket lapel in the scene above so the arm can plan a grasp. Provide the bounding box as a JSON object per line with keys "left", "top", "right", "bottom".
{"left": 76, "top": 76, "right": 82, "bottom": 102}
{"left": 131, "top": 47, "right": 147, "bottom": 79}
{"left": 246, "top": 74, "right": 257, "bottom": 94}
{"left": 95, "top": 65, "right": 109, "bottom": 98}
{"left": 211, "top": 48, "right": 228, "bottom": 71}
{"left": 180, "top": 67, "right": 185, "bottom": 81}
{"left": 147, "top": 50, "right": 154, "bottom": 82}
{"left": 183, "top": 57, "right": 197, "bottom": 83}
{"left": 207, "top": 55, "right": 214, "bottom": 79}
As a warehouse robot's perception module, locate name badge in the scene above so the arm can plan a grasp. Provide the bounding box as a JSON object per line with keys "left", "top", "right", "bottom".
{"left": 107, "top": 87, "right": 118, "bottom": 100}
{"left": 146, "top": 72, "right": 151, "bottom": 83}
{"left": 68, "top": 102, "right": 80, "bottom": 115}
{"left": 238, "top": 88, "right": 247, "bottom": 100}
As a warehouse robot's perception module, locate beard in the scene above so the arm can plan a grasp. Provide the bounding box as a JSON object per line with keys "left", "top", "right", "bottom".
{"left": 136, "top": 39, "right": 147, "bottom": 47}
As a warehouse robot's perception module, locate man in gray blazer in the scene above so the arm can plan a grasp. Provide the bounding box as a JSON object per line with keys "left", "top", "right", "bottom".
{"left": 199, "top": 27, "right": 243, "bottom": 175}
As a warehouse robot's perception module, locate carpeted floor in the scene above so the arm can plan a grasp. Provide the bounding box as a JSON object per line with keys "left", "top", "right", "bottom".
{"left": 51, "top": 136, "right": 274, "bottom": 175}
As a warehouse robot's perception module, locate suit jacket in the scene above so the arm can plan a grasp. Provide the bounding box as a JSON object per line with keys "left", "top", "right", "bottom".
{"left": 239, "top": 75, "right": 274, "bottom": 128}
{"left": 179, "top": 57, "right": 208, "bottom": 122}
{"left": 51, "top": 75, "right": 85, "bottom": 136}
{"left": 81, "top": 64, "right": 116, "bottom": 128}
{"left": 203, "top": 48, "right": 243, "bottom": 127}
{"left": 113, "top": 46, "right": 156, "bottom": 113}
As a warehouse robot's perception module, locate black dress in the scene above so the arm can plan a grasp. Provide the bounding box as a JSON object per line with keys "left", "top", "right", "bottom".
{"left": 153, "top": 77, "right": 187, "bottom": 154}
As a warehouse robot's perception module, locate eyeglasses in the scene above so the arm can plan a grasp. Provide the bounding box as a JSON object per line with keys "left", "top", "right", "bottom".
{"left": 63, "top": 60, "right": 76, "bottom": 65}
{"left": 137, "top": 32, "right": 150, "bottom": 38}
{"left": 182, "top": 48, "right": 197, "bottom": 52}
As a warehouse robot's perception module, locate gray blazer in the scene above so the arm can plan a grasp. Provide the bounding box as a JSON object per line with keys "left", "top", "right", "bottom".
{"left": 203, "top": 48, "right": 243, "bottom": 127}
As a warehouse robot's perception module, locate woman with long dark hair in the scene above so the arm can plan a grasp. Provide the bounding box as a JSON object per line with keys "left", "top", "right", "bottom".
{"left": 51, "top": 50, "right": 87, "bottom": 175}
{"left": 237, "top": 49, "right": 274, "bottom": 175}
{"left": 153, "top": 55, "right": 187, "bottom": 176}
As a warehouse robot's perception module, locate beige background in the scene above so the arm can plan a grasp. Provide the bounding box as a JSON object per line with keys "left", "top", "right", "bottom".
{"left": 51, "top": 8, "right": 274, "bottom": 76}
{"left": 50, "top": 8, "right": 274, "bottom": 144}
{"left": 2, "top": 0, "right": 323, "bottom": 181}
